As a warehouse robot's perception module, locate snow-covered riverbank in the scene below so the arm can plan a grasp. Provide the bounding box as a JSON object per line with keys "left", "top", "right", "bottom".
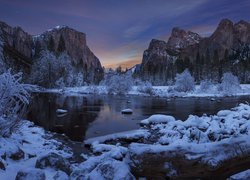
{"left": 1, "top": 103, "right": 250, "bottom": 179}
{"left": 40, "top": 84, "right": 250, "bottom": 98}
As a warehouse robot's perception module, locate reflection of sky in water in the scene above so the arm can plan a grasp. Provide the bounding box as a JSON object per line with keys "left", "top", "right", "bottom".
{"left": 28, "top": 93, "right": 250, "bottom": 142}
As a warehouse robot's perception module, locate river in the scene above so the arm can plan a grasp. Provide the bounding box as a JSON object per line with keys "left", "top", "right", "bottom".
{"left": 27, "top": 93, "right": 250, "bottom": 141}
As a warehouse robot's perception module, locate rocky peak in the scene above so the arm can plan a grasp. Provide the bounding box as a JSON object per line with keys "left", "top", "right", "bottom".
{"left": 148, "top": 39, "right": 167, "bottom": 50}
{"left": 34, "top": 26, "right": 87, "bottom": 65}
{"left": 234, "top": 20, "right": 250, "bottom": 42}
{"left": 217, "top": 18, "right": 234, "bottom": 30}
{"left": 210, "top": 19, "right": 234, "bottom": 43}
{"left": 167, "top": 27, "right": 201, "bottom": 50}
{"left": 0, "top": 22, "right": 33, "bottom": 59}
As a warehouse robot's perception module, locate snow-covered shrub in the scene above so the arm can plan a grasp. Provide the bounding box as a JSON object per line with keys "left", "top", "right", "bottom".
{"left": 105, "top": 73, "right": 134, "bottom": 95}
{"left": 0, "top": 70, "right": 30, "bottom": 136}
{"left": 218, "top": 72, "right": 241, "bottom": 95}
{"left": 137, "top": 81, "right": 153, "bottom": 95}
{"left": 199, "top": 80, "right": 214, "bottom": 93}
{"left": 174, "top": 69, "right": 195, "bottom": 92}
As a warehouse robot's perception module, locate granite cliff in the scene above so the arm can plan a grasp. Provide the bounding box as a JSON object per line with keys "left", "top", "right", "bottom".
{"left": 137, "top": 19, "right": 250, "bottom": 85}
{"left": 0, "top": 21, "right": 103, "bottom": 85}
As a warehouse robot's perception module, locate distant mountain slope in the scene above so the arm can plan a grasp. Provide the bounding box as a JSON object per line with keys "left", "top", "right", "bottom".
{"left": 136, "top": 19, "right": 250, "bottom": 85}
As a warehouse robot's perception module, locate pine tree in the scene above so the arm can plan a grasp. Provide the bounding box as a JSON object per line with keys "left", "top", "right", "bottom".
{"left": 57, "top": 35, "right": 66, "bottom": 52}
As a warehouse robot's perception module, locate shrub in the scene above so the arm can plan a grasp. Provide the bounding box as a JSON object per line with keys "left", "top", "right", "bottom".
{"left": 218, "top": 72, "right": 241, "bottom": 95}
{"left": 174, "top": 69, "right": 195, "bottom": 92}
{"left": 137, "top": 81, "right": 153, "bottom": 95}
{"left": 0, "top": 70, "right": 30, "bottom": 136}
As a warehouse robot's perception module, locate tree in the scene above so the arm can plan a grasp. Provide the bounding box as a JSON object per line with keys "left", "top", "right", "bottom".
{"left": 29, "top": 51, "right": 73, "bottom": 87}
{"left": 103, "top": 72, "right": 134, "bottom": 95}
{"left": 47, "top": 36, "right": 55, "bottom": 52}
{"left": 116, "top": 66, "right": 122, "bottom": 74}
{"left": 57, "top": 35, "right": 66, "bottom": 52}
{"left": 174, "top": 69, "right": 195, "bottom": 92}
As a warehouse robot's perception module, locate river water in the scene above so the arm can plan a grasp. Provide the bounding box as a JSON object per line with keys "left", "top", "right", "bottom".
{"left": 27, "top": 93, "right": 250, "bottom": 141}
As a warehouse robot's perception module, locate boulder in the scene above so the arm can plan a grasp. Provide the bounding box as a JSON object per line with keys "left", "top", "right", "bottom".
{"left": 35, "top": 153, "right": 71, "bottom": 175}
{"left": 121, "top": 109, "right": 133, "bottom": 114}
{"left": 0, "top": 159, "right": 5, "bottom": 170}
{"left": 53, "top": 171, "right": 69, "bottom": 180}
{"left": 9, "top": 147, "right": 25, "bottom": 161}
{"left": 71, "top": 158, "right": 135, "bottom": 180}
{"left": 15, "top": 168, "right": 45, "bottom": 180}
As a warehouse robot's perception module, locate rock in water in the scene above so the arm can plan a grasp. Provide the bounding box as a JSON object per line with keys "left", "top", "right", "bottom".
{"left": 121, "top": 109, "right": 133, "bottom": 114}
{"left": 56, "top": 109, "right": 68, "bottom": 115}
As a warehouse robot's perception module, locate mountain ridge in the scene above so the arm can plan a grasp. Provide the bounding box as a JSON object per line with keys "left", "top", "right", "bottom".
{"left": 136, "top": 18, "right": 250, "bottom": 85}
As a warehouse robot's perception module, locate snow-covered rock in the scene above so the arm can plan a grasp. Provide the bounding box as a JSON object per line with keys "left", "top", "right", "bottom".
{"left": 0, "top": 159, "right": 5, "bottom": 170}
{"left": 121, "top": 108, "right": 133, "bottom": 114}
{"left": 140, "top": 114, "right": 175, "bottom": 125}
{"left": 84, "top": 129, "right": 150, "bottom": 145}
{"left": 35, "top": 152, "right": 71, "bottom": 175}
{"left": 15, "top": 168, "right": 46, "bottom": 180}
{"left": 56, "top": 109, "right": 68, "bottom": 114}
{"left": 53, "top": 170, "right": 69, "bottom": 180}
{"left": 230, "top": 169, "right": 250, "bottom": 180}
{"left": 87, "top": 159, "right": 135, "bottom": 180}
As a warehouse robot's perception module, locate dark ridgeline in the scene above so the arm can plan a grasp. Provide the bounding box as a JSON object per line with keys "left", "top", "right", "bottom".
{"left": 135, "top": 19, "right": 250, "bottom": 85}
{"left": 0, "top": 22, "right": 104, "bottom": 84}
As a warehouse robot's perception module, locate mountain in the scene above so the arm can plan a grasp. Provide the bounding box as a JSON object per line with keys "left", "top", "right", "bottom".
{"left": 136, "top": 19, "right": 250, "bottom": 85}
{"left": 0, "top": 21, "right": 104, "bottom": 85}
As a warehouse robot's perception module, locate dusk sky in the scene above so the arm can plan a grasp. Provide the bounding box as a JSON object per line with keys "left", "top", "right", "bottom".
{"left": 0, "top": 0, "right": 249, "bottom": 68}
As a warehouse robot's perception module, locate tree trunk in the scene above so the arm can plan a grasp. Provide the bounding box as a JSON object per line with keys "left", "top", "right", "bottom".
{"left": 129, "top": 138, "right": 250, "bottom": 179}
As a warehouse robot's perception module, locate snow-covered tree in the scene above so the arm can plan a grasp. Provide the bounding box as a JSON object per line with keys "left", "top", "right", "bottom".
{"left": 104, "top": 72, "right": 134, "bottom": 95}
{"left": 174, "top": 69, "right": 195, "bottom": 92}
{"left": 137, "top": 81, "right": 153, "bottom": 95}
{"left": 199, "top": 79, "right": 214, "bottom": 93}
{"left": 218, "top": 72, "right": 241, "bottom": 94}
{"left": 29, "top": 51, "right": 73, "bottom": 88}
{"left": 0, "top": 70, "right": 30, "bottom": 136}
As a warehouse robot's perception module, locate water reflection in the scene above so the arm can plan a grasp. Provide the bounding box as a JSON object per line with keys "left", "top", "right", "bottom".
{"left": 27, "top": 93, "right": 102, "bottom": 141}
{"left": 27, "top": 93, "right": 250, "bottom": 142}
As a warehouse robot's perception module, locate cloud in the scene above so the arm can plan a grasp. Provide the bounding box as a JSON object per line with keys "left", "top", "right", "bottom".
{"left": 124, "top": 24, "right": 150, "bottom": 39}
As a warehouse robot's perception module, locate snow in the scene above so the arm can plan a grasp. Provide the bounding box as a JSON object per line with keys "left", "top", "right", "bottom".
{"left": 0, "top": 120, "right": 72, "bottom": 179}
{"left": 38, "top": 84, "right": 250, "bottom": 98}
{"left": 230, "top": 169, "right": 250, "bottom": 179}
{"left": 140, "top": 114, "right": 175, "bottom": 125}
{"left": 56, "top": 109, "right": 68, "bottom": 114}
{"left": 84, "top": 129, "right": 150, "bottom": 145}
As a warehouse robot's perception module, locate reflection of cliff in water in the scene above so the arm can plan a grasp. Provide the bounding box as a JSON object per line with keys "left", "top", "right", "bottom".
{"left": 27, "top": 93, "right": 102, "bottom": 141}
